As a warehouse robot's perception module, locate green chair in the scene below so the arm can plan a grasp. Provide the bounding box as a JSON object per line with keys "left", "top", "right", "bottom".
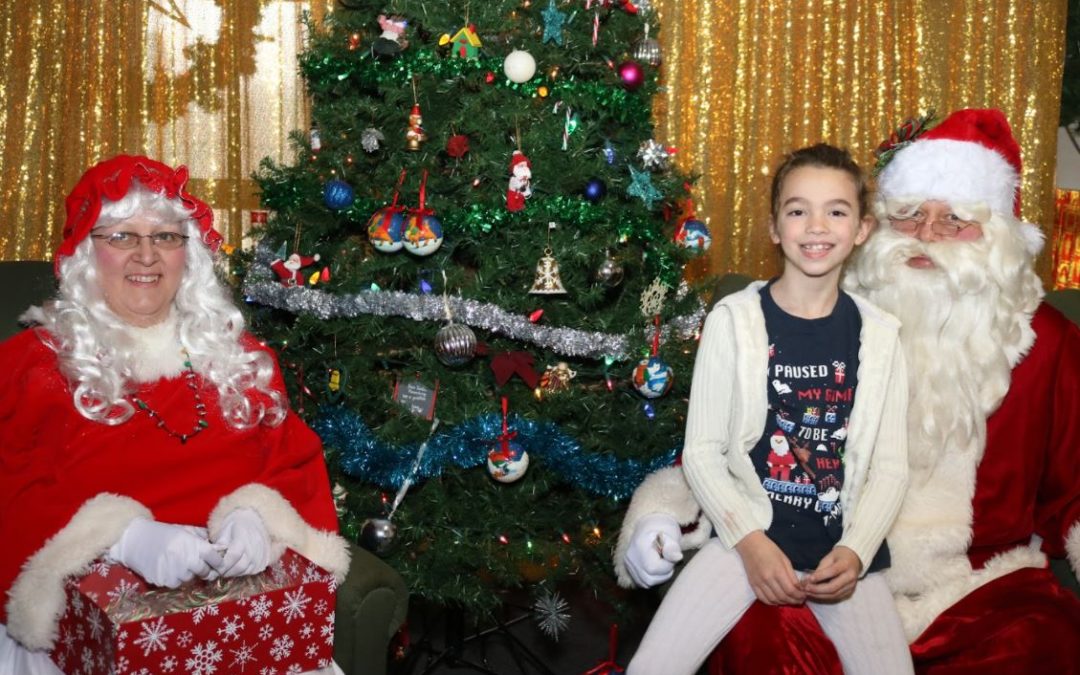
{"left": 0, "top": 260, "right": 409, "bottom": 675}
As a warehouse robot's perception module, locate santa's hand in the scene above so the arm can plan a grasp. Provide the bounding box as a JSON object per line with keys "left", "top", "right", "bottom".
{"left": 210, "top": 508, "right": 273, "bottom": 578}
{"left": 107, "top": 518, "right": 223, "bottom": 588}
{"left": 624, "top": 514, "right": 684, "bottom": 588}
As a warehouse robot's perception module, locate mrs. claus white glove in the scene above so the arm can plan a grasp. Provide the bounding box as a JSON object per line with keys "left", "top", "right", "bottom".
{"left": 210, "top": 507, "right": 273, "bottom": 578}
{"left": 107, "top": 518, "right": 224, "bottom": 588}
{"left": 624, "top": 513, "right": 685, "bottom": 588}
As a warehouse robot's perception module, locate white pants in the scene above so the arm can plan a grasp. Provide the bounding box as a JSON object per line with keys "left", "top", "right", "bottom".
{"left": 627, "top": 539, "right": 913, "bottom": 675}
{"left": 0, "top": 623, "right": 344, "bottom": 675}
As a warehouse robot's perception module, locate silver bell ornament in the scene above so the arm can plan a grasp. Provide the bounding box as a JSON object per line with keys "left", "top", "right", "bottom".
{"left": 434, "top": 322, "right": 478, "bottom": 367}
{"left": 595, "top": 251, "right": 625, "bottom": 288}
{"left": 359, "top": 517, "right": 397, "bottom": 555}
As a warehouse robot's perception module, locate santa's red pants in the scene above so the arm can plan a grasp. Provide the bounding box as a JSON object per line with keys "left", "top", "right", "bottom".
{"left": 708, "top": 567, "right": 1080, "bottom": 674}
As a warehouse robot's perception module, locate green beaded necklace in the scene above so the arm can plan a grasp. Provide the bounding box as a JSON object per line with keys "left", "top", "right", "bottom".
{"left": 130, "top": 351, "right": 209, "bottom": 444}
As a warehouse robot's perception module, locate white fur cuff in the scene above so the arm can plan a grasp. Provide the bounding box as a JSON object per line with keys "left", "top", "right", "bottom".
{"left": 208, "top": 484, "right": 351, "bottom": 583}
{"left": 5, "top": 494, "right": 151, "bottom": 650}
{"left": 1067, "top": 520, "right": 1080, "bottom": 580}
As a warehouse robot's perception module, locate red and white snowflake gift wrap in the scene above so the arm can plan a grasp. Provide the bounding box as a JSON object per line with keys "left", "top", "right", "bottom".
{"left": 49, "top": 549, "right": 336, "bottom": 675}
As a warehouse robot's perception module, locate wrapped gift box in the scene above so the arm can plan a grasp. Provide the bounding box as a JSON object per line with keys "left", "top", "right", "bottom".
{"left": 49, "top": 549, "right": 336, "bottom": 675}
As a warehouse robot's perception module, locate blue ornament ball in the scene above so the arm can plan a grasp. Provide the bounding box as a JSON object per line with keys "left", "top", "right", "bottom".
{"left": 674, "top": 218, "right": 712, "bottom": 251}
{"left": 403, "top": 212, "right": 444, "bottom": 256}
{"left": 323, "top": 179, "right": 355, "bottom": 210}
{"left": 632, "top": 356, "right": 674, "bottom": 399}
{"left": 366, "top": 206, "right": 405, "bottom": 253}
{"left": 583, "top": 178, "right": 607, "bottom": 203}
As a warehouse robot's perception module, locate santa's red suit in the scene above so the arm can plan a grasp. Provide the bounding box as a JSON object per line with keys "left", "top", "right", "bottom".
{"left": 710, "top": 302, "right": 1080, "bottom": 674}
{"left": 0, "top": 329, "right": 348, "bottom": 650}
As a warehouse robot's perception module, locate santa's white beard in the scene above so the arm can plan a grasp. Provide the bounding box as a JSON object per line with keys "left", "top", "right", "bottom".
{"left": 842, "top": 218, "right": 1043, "bottom": 612}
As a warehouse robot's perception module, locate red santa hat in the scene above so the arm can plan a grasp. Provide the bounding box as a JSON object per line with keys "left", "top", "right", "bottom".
{"left": 875, "top": 108, "right": 1042, "bottom": 253}
{"left": 509, "top": 150, "right": 531, "bottom": 173}
{"left": 410, "top": 104, "right": 422, "bottom": 117}
{"left": 55, "top": 155, "right": 222, "bottom": 275}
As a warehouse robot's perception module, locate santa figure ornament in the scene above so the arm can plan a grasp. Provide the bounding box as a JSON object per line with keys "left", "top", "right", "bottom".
{"left": 507, "top": 150, "right": 532, "bottom": 212}
{"left": 271, "top": 252, "right": 321, "bottom": 287}
{"left": 406, "top": 104, "right": 426, "bottom": 151}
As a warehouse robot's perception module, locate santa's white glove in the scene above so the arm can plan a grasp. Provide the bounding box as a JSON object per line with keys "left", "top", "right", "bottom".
{"left": 624, "top": 513, "right": 684, "bottom": 588}
{"left": 210, "top": 508, "right": 273, "bottom": 578}
{"left": 107, "top": 518, "right": 224, "bottom": 588}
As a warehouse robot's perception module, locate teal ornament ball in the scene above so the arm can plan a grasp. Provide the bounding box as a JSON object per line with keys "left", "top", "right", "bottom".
{"left": 323, "top": 179, "right": 355, "bottom": 210}
{"left": 632, "top": 356, "right": 674, "bottom": 399}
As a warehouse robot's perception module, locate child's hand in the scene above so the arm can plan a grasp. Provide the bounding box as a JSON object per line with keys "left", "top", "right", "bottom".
{"left": 734, "top": 531, "right": 806, "bottom": 605}
{"left": 803, "top": 545, "right": 862, "bottom": 602}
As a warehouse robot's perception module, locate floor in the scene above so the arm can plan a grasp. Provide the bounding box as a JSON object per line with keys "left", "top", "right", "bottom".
{"left": 390, "top": 584, "right": 663, "bottom": 675}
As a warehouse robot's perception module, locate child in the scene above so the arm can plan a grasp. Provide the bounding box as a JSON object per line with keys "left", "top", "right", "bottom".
{"left": 627, "top": 144, "right": 912, "bottom": 675}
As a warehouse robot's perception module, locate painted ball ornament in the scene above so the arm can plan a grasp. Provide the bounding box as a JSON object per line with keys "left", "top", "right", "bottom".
{"left": 323, "top": 179, "right": 355, "bottom": 210}
{"left": 487, "top": 441, "right": 530, "bottom": 483}
{"left": 674, "top": 218, "right": 712, "bottom": 251}
{"left": 403, "top": 211, "right": 444, "bottom": 256}
{"left": 434, "top": 323, "right": 478, "bottom": 367}
{"left": 583, "top": 178, "right": 607, "bottom": 203}
{"left": 503, "top": 49, "right": 537, "bottom": 83}
{"left": 617, "top": 60, "right": 645, "bottom": 91}
{"left": 632, "top": 355, "right": 674, "bottom": 398}
{"left": 366, "top": 206, "right": 405, "bottom": 252}
{"left": 359, "top": 517, "right": 397, "bottom": 555}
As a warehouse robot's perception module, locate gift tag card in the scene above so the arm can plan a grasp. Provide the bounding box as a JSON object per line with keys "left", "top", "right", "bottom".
{"left": 393, "top": 377, "right": 439, "bottom": 420}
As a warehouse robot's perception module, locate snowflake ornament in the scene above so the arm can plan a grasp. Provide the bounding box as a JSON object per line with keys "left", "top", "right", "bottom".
{"left": 637, "top": 139, "right": 670, "bottom": 170}
{"left": 640, "top": 277, "right": 670, "bottom": 316}
{"left": 361, "top": 127, "right": 385, "bottom": 153}
{"left": 532, "top": 590, "right": 571, "bottom": 641}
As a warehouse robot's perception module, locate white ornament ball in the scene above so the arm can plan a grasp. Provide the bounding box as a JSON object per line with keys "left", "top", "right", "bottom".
{"left": 503, "top": 50, "right": 537, "bottom": 84}
{"left": 487, "top": 441, "right": 530, "bottom": 483}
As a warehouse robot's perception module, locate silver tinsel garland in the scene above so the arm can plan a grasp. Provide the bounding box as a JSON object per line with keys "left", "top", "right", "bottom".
{"left": 244, "top": 250, "right": 705, "bottom": 361}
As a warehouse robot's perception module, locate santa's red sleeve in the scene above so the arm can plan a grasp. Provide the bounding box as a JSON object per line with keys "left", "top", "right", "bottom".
{"left": 1027, "top": 306, "right": 1080, "bottom": 575}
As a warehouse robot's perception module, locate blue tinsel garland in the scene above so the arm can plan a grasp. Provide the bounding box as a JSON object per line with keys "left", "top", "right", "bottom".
{"left": 314, "top": 406, "right": 679, "bottom": 502}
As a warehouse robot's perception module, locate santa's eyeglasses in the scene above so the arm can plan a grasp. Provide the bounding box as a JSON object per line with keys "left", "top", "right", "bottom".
{"left": 886, "top": 212, "right": 977, "bottom": 238}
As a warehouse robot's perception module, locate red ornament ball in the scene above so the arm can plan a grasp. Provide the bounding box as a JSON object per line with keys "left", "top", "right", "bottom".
{"left": 617, "top": 60, "right": 645, "bottom": 91}
{"left": 446, "top": 134, "right": 470, "bottom": 158}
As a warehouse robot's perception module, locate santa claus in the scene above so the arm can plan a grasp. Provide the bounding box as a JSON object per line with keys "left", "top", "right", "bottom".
{"left": 506, "top": 150, "right": 532, "bottom": 212}
{"left": 615, "top": 109, "right": 1080, "bottom": 672}
{"left": 270, "top": 252, "right": 320, "bottom": 287}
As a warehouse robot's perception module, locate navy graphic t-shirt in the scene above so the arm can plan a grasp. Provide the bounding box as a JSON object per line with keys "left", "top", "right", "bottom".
{"left": 748, "top": 281, "right": 889, "bottom": 573}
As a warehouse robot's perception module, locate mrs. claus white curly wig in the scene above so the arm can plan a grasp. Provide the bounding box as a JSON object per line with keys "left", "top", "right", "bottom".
{"left": 24, "top": 187, "right": 286, "bottom": 429}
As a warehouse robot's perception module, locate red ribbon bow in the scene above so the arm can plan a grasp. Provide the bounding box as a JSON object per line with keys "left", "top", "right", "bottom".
{"left": 490, "top": 351, "right": 540, "bottom": 389}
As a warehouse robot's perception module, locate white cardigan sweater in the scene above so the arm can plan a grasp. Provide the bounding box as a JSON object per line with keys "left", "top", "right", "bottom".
{"left": 681, "top": 282, "right": 909, "bottom": 571}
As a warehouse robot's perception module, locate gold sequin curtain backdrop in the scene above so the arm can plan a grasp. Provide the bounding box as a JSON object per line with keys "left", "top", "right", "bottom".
{"left": 0, "top": 1, "right": 334, "bottom": 261}
{"left": 652, "top": 0, "right": 1067, "bottom": 282}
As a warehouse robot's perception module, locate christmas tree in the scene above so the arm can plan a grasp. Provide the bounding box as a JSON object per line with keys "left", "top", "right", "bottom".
{"left": 241, "top": 0, "right": 711, "bottom": 617}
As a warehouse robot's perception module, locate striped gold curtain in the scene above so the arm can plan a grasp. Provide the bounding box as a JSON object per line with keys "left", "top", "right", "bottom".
{"left": 652, "top": 0, "right": 1067, "bottom": 283}
{"left": 0, "top": 0, "right": 1068, "bottom": 285}
{"left": 0, "top": 0, "right": 333, "bottom": 260}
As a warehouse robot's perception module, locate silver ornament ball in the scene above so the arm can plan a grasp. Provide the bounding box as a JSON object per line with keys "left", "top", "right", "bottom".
{"left": 595, "top": 254, "right": 625, "bottom": 288}
{"left": 434, "top": 322, "right": 478, "bottom": 367}
{"left": 633, "top": 37, "right": 662, "bottom": 67}
{"left": 360, "top": 517, "right": 397, "bottom": 555}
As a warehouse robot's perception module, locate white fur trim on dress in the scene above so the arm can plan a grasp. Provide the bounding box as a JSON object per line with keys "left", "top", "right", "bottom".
{"left": 877, "top": 138, "right": 1019, "bottom": 218}
{"left": 208, "top": 484, "right": 351, "bottom": 583}
{"left": 5, "top": 494, "right": 151, "bottom": 651}
{"left": 613, "top": 466, "right": 713, "bottom": 588}
{"left": 1067, "top": 520, "right": 1080, "bottom": 580}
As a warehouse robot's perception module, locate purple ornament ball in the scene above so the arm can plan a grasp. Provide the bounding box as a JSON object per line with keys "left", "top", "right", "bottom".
{"left": 617, "top": 60, "right": 645, "bottom": 91}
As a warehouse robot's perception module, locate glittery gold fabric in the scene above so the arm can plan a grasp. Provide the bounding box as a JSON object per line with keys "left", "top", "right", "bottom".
{"left": 652, "top": 0, "right": 1066, "bottom": 283}
{"left": 0, "top": 1, "right": 1068, "bottom": 285}
{"left": 0, "top": 1, "right": 333, "bottom": 260}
